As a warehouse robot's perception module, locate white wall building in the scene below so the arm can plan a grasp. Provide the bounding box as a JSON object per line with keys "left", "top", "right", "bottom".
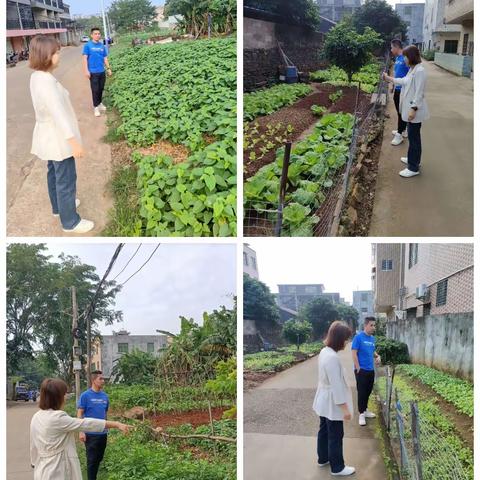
{"left": 243, "top": 244, "right": 259, "bottom": 279}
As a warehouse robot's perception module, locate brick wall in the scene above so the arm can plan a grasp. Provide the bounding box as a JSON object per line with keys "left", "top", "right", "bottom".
{"left": 244, "top": 17, "right": 325, "bottom": 91}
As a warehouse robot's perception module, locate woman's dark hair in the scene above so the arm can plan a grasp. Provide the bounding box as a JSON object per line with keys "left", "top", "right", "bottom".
{"left": 324, "top": 321, "right": 352, "bottom": 352}
{"left": 29, "top": 35, "right": 60, "bottom": 71}
{"left": 391, "top": 39, "right": 403, "bottom": 49}
{"left": 403, "top": 45, "right": 422, "bottom": 66}
{"left": 39, "top": 378, "right": 68, "bottom": 410}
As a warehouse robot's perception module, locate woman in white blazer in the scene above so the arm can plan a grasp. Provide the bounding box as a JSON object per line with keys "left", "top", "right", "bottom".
{"left": 313, "top": 321, "right": 355, "bottom": 476}
{"left": 383, "top": 45, "right": 429, "bottom": 178}
{"left": 29, "top": 35, "right": 94, "bottom": 233}
{"left": 30, "top": 378, "right": 130, "bottom": 480}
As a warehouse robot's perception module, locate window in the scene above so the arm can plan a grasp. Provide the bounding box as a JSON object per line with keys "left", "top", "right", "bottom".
{"left": 381, "top": 260, "right": 393, "bottom": 271}
{"left": 361, "top": 307, "right": 368, "bottom": 313}
{"left": 436, "top": 279, "right": 448, "bottom": 306}
{"left": 118, "top": 343, "right": 129, "bottom": 354}
{"left": 444, "top": 40, "right": 458, "bottom": 54}
{"left": 361, "top": 293, "right": 368, "bottom": 302}
{"left": 462, "top": 33, "right": 469, "bottom": 55}
{"left": 243, "top": 252, "right": 249, "bottom": 267}
{"left": 408, "top": 243, "right": 418, "bottom": 268}
{"left": 147, "top": 343, "right": 154, "bottom": 353}
{"left": 305, "top": 286, "right": 317, "bottom": 294}
{"left": 404, "top": 6, "right": 412, "bottom": 15}
{"left": 251, "top": 256, "right": 257, "bottom": 270}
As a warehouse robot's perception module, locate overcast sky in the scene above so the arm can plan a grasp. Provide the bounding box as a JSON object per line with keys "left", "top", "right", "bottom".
{"left": 246, "top": 239, "right": 373, "bottom": 304}
{"left": 69, "top": 0, "right": 165, "bottom": 16}
{"left": 43, "top": 243, "right": 236, "bottom": 336}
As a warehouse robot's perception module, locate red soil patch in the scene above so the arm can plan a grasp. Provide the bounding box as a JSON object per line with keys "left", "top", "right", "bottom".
{"left": 150, "top": 407, "right": 227, "bottom": 428}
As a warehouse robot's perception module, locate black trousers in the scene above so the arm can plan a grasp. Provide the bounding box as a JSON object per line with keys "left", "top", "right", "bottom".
{"left": 85, "top": 434, "right": 107, "bottom": 480}
{"left": 393, "top": 89, "right": 407, "bottom": 134}
{"left": 407, "top": 122, "right": 422, "bottom": 172}
{"left": 355, "top": 369, "right": 375, "bottom": 414}
{"left": 90, "top": 72, "right": 106, "bottom": 107}
{"left": 317, "top": 416, "right": 345, "bottom": 473}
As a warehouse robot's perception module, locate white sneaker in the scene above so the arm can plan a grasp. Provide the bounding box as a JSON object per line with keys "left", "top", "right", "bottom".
{"left": 99, "top": 103, "right": 107, "bottom": 112}
{"left": 331, "top": 466, "right": 356, "bottom": 476}
{"left": 94, "top": 107, "right": 101, "bottom": 117}
{"left": 364, "top": 410, "right": 376, "bottom": 419}
{"left": 392, "top": 130, "right": 408, "bottom": 138}
{"left": 391, "top": 133, "right": 403, "bottom": 146}
{"left": 359, "top": 413, "right": 366, "bottom": 426}
{"left": 318, "top": 461, "right": 329, "bottom": 467}
{"left": 53, "top": 199, "right": 80, "bottom": 217}
{"left": 62, "top": 218, "right": 94, "bottom": 233}
{"left": 399, "top": 168, "right": 420, "bottom": 178}
{"left": 400, "top": 157, "right": 408, "bottom": 165}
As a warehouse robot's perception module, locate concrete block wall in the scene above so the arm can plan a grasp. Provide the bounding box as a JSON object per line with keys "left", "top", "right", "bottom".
{"left": 386, "top": 312, "right": 473, "bottom": 380}
{"left": 434, "top": 51, "right": 473, "bottom": 76}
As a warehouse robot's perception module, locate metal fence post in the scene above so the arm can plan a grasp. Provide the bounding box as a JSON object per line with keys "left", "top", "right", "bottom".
{"left": 274, "top": 142, "right": 292, "bottom": 236}
{"left": 410, "top": 401, "right": 423, "bottom": 480}
{"left": 386, "top": 365, "right": 395, "bottom": 432}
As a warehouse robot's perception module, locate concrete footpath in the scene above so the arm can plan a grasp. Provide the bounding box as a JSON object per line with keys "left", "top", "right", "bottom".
{"left": 7, "top": 402, "right": 37, "bottom": 480}
{"left": 244, "top": 344, "right": 387, "bottom": 479}
{"left": 7, "top": 45, "right": 112, "bottom": 236}
{"left": 369, "top": 60, "right": 473, "bottom": 236}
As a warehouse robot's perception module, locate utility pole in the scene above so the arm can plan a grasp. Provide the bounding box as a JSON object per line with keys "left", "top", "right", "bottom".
{"left": 100, "top": 0, "right": 109, "bottom": 43}
{"left": 87, "top": 310, "right": 92, "bottom": 387}
{"left": 71, "top": 287, "right": 81, "bottom": 404}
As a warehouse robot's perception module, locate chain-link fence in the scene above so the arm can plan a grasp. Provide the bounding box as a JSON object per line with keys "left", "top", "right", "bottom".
{"left": 377, "top": 366, "right": 472, "bottom": 480}
{"left": 244, "top": 53, "right": 390, "bottom": 237}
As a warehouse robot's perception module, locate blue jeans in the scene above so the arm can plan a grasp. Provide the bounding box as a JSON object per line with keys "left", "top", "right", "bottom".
{"left": 47, "top": 157, "right": 81, "bottom": 229}
{"left": 317, "top": 416, "right": 345, "bottom": 473}
{"left": 407, "top": 122, "right": 422, "bottom": 172}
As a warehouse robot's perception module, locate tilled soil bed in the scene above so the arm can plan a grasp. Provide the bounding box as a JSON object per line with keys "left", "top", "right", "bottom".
{"left": 150, "top": 407, "right": 228, "bottom": 428}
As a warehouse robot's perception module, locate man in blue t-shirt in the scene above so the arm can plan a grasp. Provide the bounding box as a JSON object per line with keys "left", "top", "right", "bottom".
{"left": 83, "top": 27, "right": 112, "bottom": 117}
{"left": 77, "top": 370, "right": 109, "bottom": 480}
{"left": 352, "top": 317, "right": 381, "bottom": 426}
{"left": 390, "top": 39, "right": 409, "bottom": 146}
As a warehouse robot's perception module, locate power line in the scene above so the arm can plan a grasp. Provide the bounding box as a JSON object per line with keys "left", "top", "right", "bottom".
{"left": 113, "top": 244, "right": 142, "bottom": 281}
{"left": 119, "top": 244, "right": 161, "bottom": 287}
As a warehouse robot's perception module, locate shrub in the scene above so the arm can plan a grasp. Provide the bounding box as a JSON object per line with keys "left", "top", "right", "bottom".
{"left": 422, "top": 49, "right": 435, "bottom": 61}
{"left": 376, "top": 336, "right": 410, "bottom": 365}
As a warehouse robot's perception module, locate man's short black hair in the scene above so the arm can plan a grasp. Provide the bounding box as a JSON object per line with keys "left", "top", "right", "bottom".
{"left": 91, "top": 370, "right": 103, "bottom": 380}
{"left": 91, "top": 27, "right": 101, "bottom": 34}
{"left": 364, "top": 316, "right": 376, "bottom": 325}
{"left": 391, "top": 39, "right": 403, "bottom": 49}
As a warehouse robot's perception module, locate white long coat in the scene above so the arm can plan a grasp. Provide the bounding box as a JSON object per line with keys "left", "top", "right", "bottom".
{"left": 392, "top": 63, "right": 430, "bottom": 123}
{"left": 30, "top": 70, "right": 82, "bottom": 161}
{"left": 312, "top": 346, "right": 353, "bottom": 421}
{"left": 30, "top": 409, "right": 106, "bottom": 480}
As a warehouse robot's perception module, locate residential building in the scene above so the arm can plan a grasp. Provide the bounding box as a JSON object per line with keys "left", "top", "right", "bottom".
{"left": 277, "top": 284, "right": 324, "bottom": 312}
{"left": 7, "top": 0, "right": 77, "bottom": 54}
{"left": 243, "top": 244, "right": 259, "bottom": 279}
{"left": 352, "top": 290, "right": 374, "bottom": 323}
{"left": 423, "top": 0, "right": 462, "bottom": 52}
{"left": 91, "top": 330, "right": 168, "bottom": 378}
{"left": 371, "top": 244, "right": 402, "bottom": 320}
{"left": 155, "top": 6, "right": 181, "bottom": 29}
{"left": 395, "top": 3, "right": 424, "bottom": 47}
{"left": 316, "top": 0, "right": 361, "bottom": 23}
{"left": 322, "top": 292, "right": 342, "bottom": 304}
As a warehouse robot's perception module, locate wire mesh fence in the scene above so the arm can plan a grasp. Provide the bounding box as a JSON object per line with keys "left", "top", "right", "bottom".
{"left": 244, "top": 53, "right": 390, "bottom": 237}
{"left": 377, "top": 366, "right": 471, "bottom": 480}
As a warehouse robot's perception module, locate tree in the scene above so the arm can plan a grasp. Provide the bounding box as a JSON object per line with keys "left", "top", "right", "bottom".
{"left": 324, "top": 22, "right": 382, "bottom": 82}
{"left": 243, "top": 274, "right": 279, "bottom": 326}
{"left": 108, "top": 0, "right": 157, "bottom": 32}
{"left": 299, "top": 296, "right": 338, "bottom": 339}
{"left": 336, "top": 304, "right": 360, "bottom": 331}
{"left": 74, "top": 16, "right": 104, "bottom": 35}
{"left": 111, "top": 349, "right": 157, "bottom": 384}
{"left": 244, "top": 0, "right": 320, "bottom": 30}
{"left": 352, "top": 0, "right": 407, "bottom": 45}
{"left": 7, "top": 244, "right": 123, "bottom": 384}
{"left": 282, "top": 320, "right": 312, "bottom": 350}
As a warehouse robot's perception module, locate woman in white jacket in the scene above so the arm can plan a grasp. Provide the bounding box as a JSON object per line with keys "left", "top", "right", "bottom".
{"left": 383, "top": 45, "right": 429, "bottom": 178}
{"left": 29, "top": 35, "right": 94, "bottom": 233}
{"left": 313, "top": 321, "right": 355, "bottom": 476}
{"left": 30, "top": 378, "right": 130, "bottom": 480}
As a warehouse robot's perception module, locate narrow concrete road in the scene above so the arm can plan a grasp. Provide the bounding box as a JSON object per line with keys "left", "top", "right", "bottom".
{"left": 7, "top": 46, "right": 112, "bottom": 236}
{"left": 7, "top": 402, "right": 37, "bottom": 480}
{"left": 244, "top": 344, "right": 387, "bottom": 479}
{"left": 370, "top": 60, "right": 473, "bottom": 236}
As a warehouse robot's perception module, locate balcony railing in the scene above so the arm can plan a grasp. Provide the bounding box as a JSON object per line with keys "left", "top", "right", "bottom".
{"left": 7, "top": 18, "right": 36, "bottom": 30}
{"left": 36, "top": 20, "right": 65, "bottom": 29}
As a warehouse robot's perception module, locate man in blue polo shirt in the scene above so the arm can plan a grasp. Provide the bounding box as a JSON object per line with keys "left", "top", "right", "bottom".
{"left": 390, "top": 39, "right": 409, "bottom": 146}
{"left": 77, "top": 370, "right": 109, "bottom": 480}
{"left": 352, "top": 317, "right": 381, "bottom": 426}
{"left": 83, "top": 27, "right": 112, "bottom": 117}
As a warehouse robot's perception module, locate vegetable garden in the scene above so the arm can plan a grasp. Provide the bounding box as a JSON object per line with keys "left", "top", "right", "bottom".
{"left": 243, "top": 59, "right": 384, "bottom": 236}
{"left": 105, "top": 36, "right": 237, "bottom": 237}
